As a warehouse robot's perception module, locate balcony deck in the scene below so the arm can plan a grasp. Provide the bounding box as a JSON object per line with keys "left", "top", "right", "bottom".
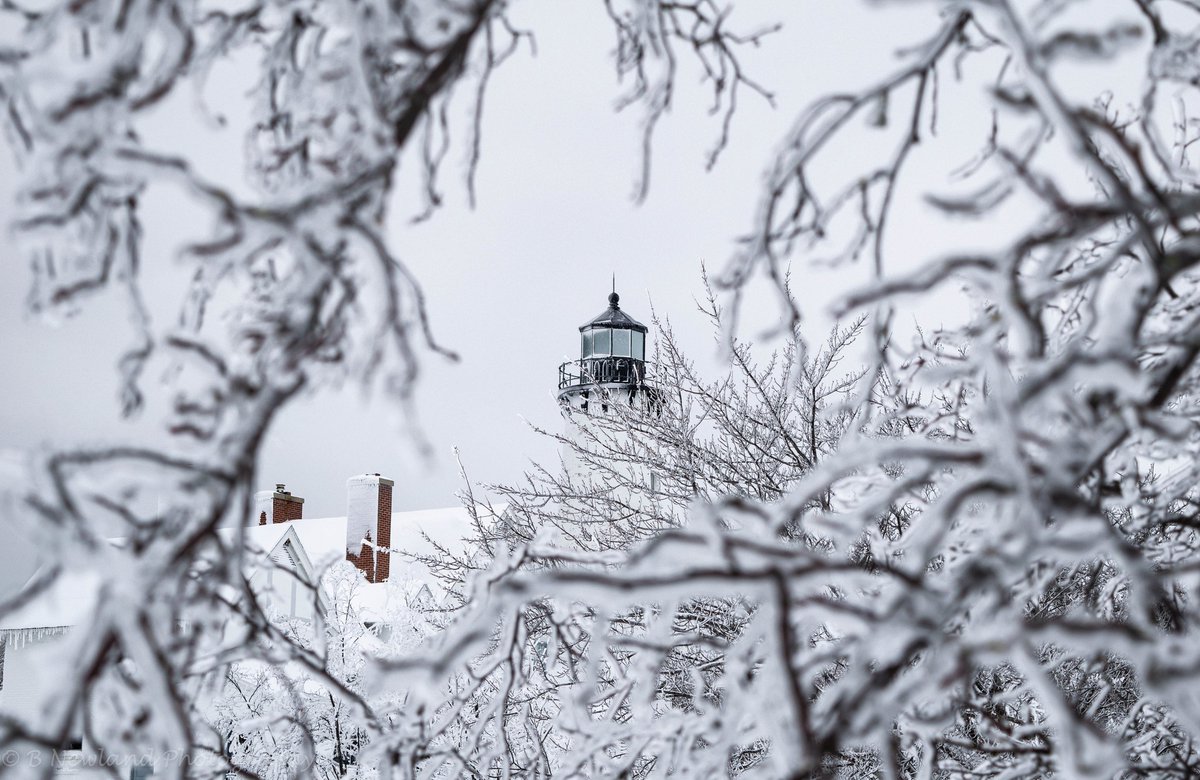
{"left": 558, "top": 357, "right": 651, "bottom": 390}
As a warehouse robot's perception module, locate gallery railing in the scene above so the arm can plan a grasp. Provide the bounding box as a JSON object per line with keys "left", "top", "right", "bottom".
{"left": 558, "top": 357, "right": 651, "bottom": 390}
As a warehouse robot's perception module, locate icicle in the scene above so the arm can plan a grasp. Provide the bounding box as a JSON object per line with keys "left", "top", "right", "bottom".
{"left": 0, "top": 625, "right": 70, "bottom": 650}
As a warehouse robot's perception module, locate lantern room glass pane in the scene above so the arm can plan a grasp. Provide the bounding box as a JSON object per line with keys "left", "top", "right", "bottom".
{"left": 613, "top": 329, "right": 631, "bottom": 357}
{"left": 632, "top": 331, "right": 645, "bottom": 360}
{"left": 581, "top": 331, "right": 593, "bottom": 358}
{"left": 593, "top": 328, "right": 611, "bottom": 356}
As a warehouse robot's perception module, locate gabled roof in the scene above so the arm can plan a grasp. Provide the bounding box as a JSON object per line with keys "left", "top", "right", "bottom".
{"left": 0, "top": 569, "right": 100, "bottom": 636}
{"left": 251, "top": 524, "right": 331, "bottom": 615}
{"left": 244, "top": 516, "right": 348, "bottom": 576}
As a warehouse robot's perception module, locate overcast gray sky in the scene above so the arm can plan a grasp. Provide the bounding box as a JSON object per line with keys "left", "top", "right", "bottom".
{"left": 0, "top": 0, "right": 1047, "bottom": 594}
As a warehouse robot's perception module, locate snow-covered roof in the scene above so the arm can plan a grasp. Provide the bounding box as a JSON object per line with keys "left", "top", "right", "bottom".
{"left": 236, "top": 506, "right": 488, "bottom": 575}
{"left": 0, "top": 505, "right": 500, "bottom": 632}
{"left": 247, "top": 505, "right": 493, "bottom": 579}
{"left": 0, "top": 569, "right": 101, "bottom": 633}
{"left": 243, "top": 515, "right": 350, "bottom": 575}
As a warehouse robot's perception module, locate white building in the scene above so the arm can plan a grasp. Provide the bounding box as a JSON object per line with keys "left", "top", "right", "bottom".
{"left": 0, "top": 290, "right": 655, "bottom": 778}
{"left": 0, "top": 474, "right": 496, "bottom": 778}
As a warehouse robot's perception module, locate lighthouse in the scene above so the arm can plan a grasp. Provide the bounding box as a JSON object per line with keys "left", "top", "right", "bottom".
{"left": 556, "top": 288, "right": 665, "bottom": 529}
{"left": 557, "top": 290, "right": 660, "bottom": 415}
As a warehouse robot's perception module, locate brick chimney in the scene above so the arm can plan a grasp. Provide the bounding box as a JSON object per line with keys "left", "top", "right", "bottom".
{"left": 345, "top": 473, "right": 393, "bottom": 583}
{"left": 253, "top": 483, "right": 304, "bottom": 525}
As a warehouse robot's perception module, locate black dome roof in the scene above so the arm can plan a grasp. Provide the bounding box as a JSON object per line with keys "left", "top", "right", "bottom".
{"left": 579, "top": 292, "right": 647, "bottom": 333}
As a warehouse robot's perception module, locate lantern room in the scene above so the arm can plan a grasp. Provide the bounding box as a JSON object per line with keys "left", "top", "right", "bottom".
{"left": 558, "top": 290, "right": 658, "bottom": 411}
{"left": 580, "top": 292, "right": 648, "bottom": 361}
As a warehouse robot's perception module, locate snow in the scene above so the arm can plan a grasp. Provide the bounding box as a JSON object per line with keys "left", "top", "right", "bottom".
{"left": 243, "top": 515, "right": 350, "bottom": 574}
{"left": 346, "top": 474, "right": 385, "bottom": 555}
{"left": 388, "top": 506, "right": 486, "bottom": 558}
{"left": 0, "top": 569, "right": 101, "bottom": 635}
{"left": 243, "top": 505, "right": 493, "bottom": 580}
{"left": 0, "top": 505, "right": 498, "bottom": 632}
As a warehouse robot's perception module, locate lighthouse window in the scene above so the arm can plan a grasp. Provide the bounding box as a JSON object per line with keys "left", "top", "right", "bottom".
{"left": 593, "top": 328, "right": 611, "bottom": 356}
{"left": 581, "top": 331, "right": 593, "bottom": 357}
{"left": 633, "top": 331, "right": 645, "bottom": 360}
{"left": 613, "top": 329, "right": 631, "bottom": 357}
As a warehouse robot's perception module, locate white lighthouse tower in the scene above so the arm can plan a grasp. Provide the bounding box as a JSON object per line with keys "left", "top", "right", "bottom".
{"left": 556, "top": 290, "right": 663, "bottom": 504}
